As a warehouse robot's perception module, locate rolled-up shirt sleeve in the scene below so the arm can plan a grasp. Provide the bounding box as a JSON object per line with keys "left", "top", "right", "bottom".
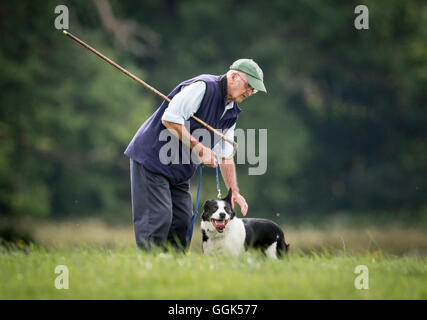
{"left": 213, "top": 123, "right": 236, "bottom": 159}
{"left": 161, "top": 81, "right": 206, "bottom": 125}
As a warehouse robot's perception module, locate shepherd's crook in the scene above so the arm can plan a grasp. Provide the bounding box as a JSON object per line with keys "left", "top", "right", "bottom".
{"left": 63, "top": 30, "right": 238, "bottom": 159}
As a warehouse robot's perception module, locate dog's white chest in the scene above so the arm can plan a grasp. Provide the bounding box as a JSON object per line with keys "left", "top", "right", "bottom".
{"left": 202, "top": 218, "right": 246, "bottom": 257}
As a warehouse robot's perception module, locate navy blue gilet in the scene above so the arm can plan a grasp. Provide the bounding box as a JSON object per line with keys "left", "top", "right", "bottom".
{"left": 124, "top": 74, "right": 241, "bottom": 184}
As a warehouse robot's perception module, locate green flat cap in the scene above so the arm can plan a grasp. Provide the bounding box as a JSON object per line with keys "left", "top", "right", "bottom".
{"left": 230, "top": 58, "right": 266, "bottom": 93}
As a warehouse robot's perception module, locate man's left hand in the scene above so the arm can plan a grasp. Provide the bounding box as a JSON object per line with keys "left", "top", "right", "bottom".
{"left": 231, "top": 191, "right": 248, "bottom": 216}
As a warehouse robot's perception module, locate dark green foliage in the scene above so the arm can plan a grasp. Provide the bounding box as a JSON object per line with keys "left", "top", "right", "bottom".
{"left": 0, "top": 0, "right": 425, "bottom": 223}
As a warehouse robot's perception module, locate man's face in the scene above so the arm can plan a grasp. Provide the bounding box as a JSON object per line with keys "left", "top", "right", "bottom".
{"left": 228, "top": 72, "right": 256, "bottom": 103}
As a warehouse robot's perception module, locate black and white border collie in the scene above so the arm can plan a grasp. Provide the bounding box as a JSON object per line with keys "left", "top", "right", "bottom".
{"left": 201, "top": 189, "right": 289, "bottom": 258}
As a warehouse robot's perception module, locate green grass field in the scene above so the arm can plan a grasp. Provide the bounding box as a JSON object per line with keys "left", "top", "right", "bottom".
{"left": 1, "top": 220, "right": 426, "bottom": 299}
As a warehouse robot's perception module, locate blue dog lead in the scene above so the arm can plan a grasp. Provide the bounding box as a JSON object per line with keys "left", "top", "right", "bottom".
{"left": 186, "top": 164, "right": 222, "bottom": 244}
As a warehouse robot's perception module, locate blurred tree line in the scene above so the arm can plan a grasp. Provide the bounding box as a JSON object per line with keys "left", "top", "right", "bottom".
{"left": 0, "top": 0, "right": 426, "bottom": 224}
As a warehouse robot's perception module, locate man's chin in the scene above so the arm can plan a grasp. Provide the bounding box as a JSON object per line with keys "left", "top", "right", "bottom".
{"left": 236, "top": 96, "right": 247, "bottom": 103}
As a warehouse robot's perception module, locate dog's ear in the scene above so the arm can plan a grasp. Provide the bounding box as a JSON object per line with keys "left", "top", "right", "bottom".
{"left": 222, "top": 188, "right": 233, "bottom": 205}
{"left": 229, "top": 206, "right": 236, "bottom": 220}
{"left": 222, "top": 189, "right": 236, "bottom": 220}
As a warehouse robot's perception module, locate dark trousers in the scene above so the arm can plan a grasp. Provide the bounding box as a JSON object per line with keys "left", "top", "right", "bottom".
{"left": 130, "top": 159, "right": 193, "bottom": 251}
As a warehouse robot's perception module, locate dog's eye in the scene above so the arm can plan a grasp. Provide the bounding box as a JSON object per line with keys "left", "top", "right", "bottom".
{"left": 224, "top": 206, "right": 232, "bottom": 214}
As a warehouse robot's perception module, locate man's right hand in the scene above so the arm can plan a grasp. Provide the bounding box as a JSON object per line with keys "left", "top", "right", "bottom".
{"left": 194, "top": 144, "right": 217, "bottom": 167}
{"left": 162, "top": 120, "right": 217, "bottom": 167}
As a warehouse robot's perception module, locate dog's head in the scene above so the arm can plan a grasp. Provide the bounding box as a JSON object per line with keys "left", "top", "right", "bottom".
{"left": 201, "top": 189, "right": 235, "bottom": 234}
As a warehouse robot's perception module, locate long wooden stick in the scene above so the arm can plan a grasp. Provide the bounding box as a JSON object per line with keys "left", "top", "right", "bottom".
{"left": 63, "top": 30, "right": 237, "bottom": 157}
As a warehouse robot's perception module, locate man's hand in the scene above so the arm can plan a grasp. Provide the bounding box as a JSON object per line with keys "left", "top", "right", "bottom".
{"left": 231, "top": 190, "right": 248, "bottom": 216}
{"left": 193, "top": 143, "right": 217, "bottom": 168}
{"left": 161, "top": 120, "right": 217, "bottom": 168}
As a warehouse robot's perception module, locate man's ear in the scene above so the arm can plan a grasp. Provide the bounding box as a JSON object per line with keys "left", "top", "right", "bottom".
{"left": 230, "top": 71, "right": 240, "bottom": 84}
{"left": 222, "top": 188, "right": 233, "bottom": 205}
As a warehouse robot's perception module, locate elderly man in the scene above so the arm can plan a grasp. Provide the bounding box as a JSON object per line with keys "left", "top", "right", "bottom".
{"left": 124, "top": 58, "right": 266, "bottom": 250}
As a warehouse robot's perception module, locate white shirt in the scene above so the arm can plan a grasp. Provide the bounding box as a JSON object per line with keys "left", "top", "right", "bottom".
{"left": 161, "top": 81, "right": 236, "bottom": 158}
